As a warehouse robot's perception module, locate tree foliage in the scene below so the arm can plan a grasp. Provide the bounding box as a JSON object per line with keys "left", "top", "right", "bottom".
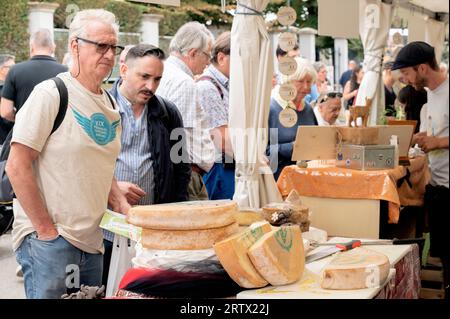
{"left": 0, "top": 0, "right": 29, "bottom": 62}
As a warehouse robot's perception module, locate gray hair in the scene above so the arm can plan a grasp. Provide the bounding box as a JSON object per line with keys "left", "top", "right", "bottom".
{"left": 68, "top": 9, "right": 119, "bottom": 43}
{"left": 313, "top": 61, "right": 326, "bottom": 73}
{"left": 0, "top": 54, "right": 15, "bottom": 67}
{"left": 169, "top": 22, "right": 214, "bottom": 56}
{"left": 30, "top": 28, "right": 54, "bottom": 50}
{"left": 281, "top": 57, "right": 317, "bottom": 84}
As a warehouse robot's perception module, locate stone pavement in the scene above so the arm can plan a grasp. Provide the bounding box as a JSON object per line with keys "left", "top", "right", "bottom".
{"left": 0, "top": 232, "right": 25, "bottom": 299}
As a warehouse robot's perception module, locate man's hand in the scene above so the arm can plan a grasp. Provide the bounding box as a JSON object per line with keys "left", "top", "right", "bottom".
{"left": 117, "top": 182, "right": 146, "bottom": 205}
{"left": 413, "top": 132, "right": 448, "bottom": 153}
{"left": 36, "top": 226, "right": 59, "bottom": 241}
{"left": 108, "top": 179, "right": 133, "bottom": 215}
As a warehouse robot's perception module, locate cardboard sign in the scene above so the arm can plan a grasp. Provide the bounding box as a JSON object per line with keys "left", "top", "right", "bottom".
{"left": 292, "top": 125, "right": 414, "bottom": 161}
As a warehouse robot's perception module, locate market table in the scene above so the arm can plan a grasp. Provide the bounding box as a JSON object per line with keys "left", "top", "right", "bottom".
{"left": 237, "top": 237, "right": 421, "bottom": 299}
{"left": 276, "top": 156, "right": 429, "bottom": 238}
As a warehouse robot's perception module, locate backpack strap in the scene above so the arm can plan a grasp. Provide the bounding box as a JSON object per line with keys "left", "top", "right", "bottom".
{"left": 197, "top": 75, "right": 224, "bottom": 100}
{"left": 104, "top": 90, "right": 116, "bottom": 110}
{"left": 50, "top": 77, "right": 68, "bottom": 134}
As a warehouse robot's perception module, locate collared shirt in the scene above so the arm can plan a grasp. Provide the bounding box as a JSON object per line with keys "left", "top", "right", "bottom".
{"left": 197, "top": 64, "right": 229, "bottom": 129}
{"left": 156, "top": 56, "right": 215, "bottom": 172}
{"left": 115, "top": 87, "right": 154, "bottom": 205}
{"left": 104, "top": 87, "right": 155, "bottom": 242}
{"left": 197, "top": 65, "right": 230, "bottom": 163}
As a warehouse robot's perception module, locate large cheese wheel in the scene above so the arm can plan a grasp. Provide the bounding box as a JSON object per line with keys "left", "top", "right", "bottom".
{"left": 214, "top": 221, "right": 273, "bottom": 288}
{"left": 320, "top": 247, "right": 390, "bottom": 290}
{"left": 141, "top": 222, "right": 239, "bottom": 250}
{"left": 248, "top": 225, "right": 305, "bottom": 286}
{"left": 127, "top": 200, "right": 238, "bottom": 230}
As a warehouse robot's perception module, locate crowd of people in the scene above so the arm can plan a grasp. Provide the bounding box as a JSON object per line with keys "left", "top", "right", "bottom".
{"left": 0, "top": 8, "right": 447, "bottom": 299}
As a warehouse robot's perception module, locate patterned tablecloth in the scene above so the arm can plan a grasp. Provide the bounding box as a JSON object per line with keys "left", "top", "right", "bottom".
{"left": 112, "top": 243, "right": 421, "bottom": 299}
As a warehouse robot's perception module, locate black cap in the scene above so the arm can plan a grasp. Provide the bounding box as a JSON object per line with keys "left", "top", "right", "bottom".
{"left": 392, "top": 41, "right": 435, "bottom": 70}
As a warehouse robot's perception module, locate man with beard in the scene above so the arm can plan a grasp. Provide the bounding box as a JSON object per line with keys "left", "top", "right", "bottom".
{"left": 393, "top": 41, "right": 449, "bottom": 300}
{"left": 103, "top": 44, "right": 191, "bottom": 286}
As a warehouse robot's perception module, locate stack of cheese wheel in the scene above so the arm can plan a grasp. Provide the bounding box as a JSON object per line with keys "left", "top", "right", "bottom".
{"left": 127, "top": 200, "right": 239, "bottom": 250}
{"left": 214, "top": 222, "right": 305, "bottom": 288}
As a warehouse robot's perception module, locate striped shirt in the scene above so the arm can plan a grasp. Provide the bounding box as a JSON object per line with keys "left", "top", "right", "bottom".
{"left": 103, "top": 87, "right": 154, "bottom": 242}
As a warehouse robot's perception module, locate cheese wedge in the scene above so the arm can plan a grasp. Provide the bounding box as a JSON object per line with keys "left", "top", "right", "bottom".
{"left": 320, "top": 247, "right": 390, "bottom": 290}
{"left": 214, "top": 221, "right": 273, "bottom": 288}
{"left": 127, "top": 200, "right": 237, "bottom": 230}
{"left": 234, "top": 210, "right": 264, "bottom": 226}
{"left": 248, "top": 225, "right": 305, "bottom": 286}
{"left": 141, "top": 222, "right": 239, "bottom": 250}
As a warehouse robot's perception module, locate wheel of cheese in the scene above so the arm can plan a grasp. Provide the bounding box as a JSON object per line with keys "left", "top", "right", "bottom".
{"left": 214, "top": 221, "right": 273, "bottom": 288}
{"left": 320, "top": 247, "right": 390, "bottom": 290}
{"left": 141, "top": 222, "right": 239, "bottom": 250}
{"left": 248, "top": 225, "right": 305, "bottom": 286}
{"left": 127, "top": 200, "right": 238, "bottom": 230}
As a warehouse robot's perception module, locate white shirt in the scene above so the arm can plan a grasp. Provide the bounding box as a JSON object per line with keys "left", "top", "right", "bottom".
{"left": 156, "top": 56, "right": 215, "bottom": 172}
{"left": 419, "top": 77, "right": 449, "bottom": 188}
{"left": 12, "top": 72, "right": 121, "bottom": 254}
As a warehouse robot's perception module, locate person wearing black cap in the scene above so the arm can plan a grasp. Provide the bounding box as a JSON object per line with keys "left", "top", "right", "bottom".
{"left": 393, "top": 41, "right": 449, "bottom": 299}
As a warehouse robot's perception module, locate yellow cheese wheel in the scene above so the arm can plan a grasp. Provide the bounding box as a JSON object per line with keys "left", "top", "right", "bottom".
{"left": 127, "top": 200, "right": 238, "bottom": 230}
{"left": 214, "top": 221, "right": 273, "bottom": 288}
{"left": 248, "top": 225, "right": 305, "bottom": 286}
{"left": 320, "top": 247, "right": 390, "bottom": 290}
{"left": 141, "top": 222, "right": 239, "bottom": 250}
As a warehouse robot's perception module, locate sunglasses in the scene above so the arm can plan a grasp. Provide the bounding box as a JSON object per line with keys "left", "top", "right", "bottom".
{"left": 317, "top": 92, "right": 343, "bottom": 104}
{"left": 76, "top": 37, "right": 124, "bottom": 56}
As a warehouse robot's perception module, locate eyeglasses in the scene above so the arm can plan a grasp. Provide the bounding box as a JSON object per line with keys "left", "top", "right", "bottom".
{"left": 200, "top": 50, "right": 211, "bottom": 60}
{"left": 76, "top": 37, "right": 124, "bottom": 56}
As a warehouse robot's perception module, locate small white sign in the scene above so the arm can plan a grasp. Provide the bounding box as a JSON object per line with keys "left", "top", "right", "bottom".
{"left": 278, "top": 56, "right": 297, "bottom": 76}
{"left": 278, "top": 32, "right": 298, "bottom": 52}
{"left": 277, "top": 6, "right": 297, "bottom": 26}
{"left": 279, "top": 108, "right": 298, "bottom": 128}
{"left": 279, "top": 82, "right": 297, "bottom": 101}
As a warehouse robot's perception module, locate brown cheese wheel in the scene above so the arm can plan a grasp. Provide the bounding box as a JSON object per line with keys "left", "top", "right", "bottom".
{"left": 127, "top": 200, "right": 238, "bottom": 230}
{"left": 141, "top": 222, "right": 239, "bottom": 250}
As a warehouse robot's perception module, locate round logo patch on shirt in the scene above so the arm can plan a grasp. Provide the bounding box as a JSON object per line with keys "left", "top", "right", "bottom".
{"left": 72, "top": 109, "right": 120, "bottom": 146}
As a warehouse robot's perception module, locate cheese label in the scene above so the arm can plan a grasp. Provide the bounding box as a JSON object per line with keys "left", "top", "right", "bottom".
{"left": 275, "top": 227, "right": 293, "bottom": 252}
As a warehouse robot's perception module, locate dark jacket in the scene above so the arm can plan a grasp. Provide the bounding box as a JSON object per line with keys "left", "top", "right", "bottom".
{"left": 110, "top": 79, "right": 191, "bottom": 204}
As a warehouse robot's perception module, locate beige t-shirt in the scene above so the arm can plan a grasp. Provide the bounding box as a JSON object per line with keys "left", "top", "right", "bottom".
{"left": 11, "top": 72, "right": 121, "bottom": 254}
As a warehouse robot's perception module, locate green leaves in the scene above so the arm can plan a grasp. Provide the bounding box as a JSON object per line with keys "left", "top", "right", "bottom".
{"left": 0, "top": 0, "right": 29, "bottom": 62}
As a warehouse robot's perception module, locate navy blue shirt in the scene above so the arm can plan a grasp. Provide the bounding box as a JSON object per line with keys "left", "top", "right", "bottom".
{"left": 267, "top": 98, "right": 318, "bottom": 179}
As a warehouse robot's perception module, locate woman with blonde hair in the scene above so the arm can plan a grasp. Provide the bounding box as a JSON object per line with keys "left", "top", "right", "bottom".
{"left": 267, "top": 57, "right": 318, "bottom": 179}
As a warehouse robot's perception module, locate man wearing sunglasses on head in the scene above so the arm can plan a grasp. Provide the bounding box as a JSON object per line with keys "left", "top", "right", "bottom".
{"left": 7, "top": 9, "right": 130, "bottom": 299}
{"left": 313, "top": 92, "right": 344, "bottom": 126}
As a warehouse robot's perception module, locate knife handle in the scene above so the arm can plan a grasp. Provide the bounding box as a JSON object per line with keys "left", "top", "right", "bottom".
{"left": 336, "top": 240, "right": 361, "bottom": 251}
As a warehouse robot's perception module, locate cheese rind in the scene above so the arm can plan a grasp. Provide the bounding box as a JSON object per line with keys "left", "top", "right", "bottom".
{"left": 127, "top": 200, "right": 238, "bottom": 230}
{"left": 248, "top": 225, "right": 305, "bottom": 286}
{"left": 214, "top": 221, "right": 273, "bottom": 288}
{"left": 141, "top": 222, "right": 239, "bottom": 250}
{"left": 320, "top": 247, "right": 390, "bottom": 290}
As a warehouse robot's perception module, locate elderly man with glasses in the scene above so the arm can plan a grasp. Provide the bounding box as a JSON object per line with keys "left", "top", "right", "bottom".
{"left": 6, "top": 9, "right": 130, "bottom": 299}
{"left": 313, "top": 92, "right": 344, "bottom": 126}
{"left": 156, "top": 21, "right": 216, "bottom": 200}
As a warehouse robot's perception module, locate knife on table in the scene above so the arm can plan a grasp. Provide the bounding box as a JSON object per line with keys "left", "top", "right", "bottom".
{"left": 305, "top": 240, "right": 361, "bottom": 264}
